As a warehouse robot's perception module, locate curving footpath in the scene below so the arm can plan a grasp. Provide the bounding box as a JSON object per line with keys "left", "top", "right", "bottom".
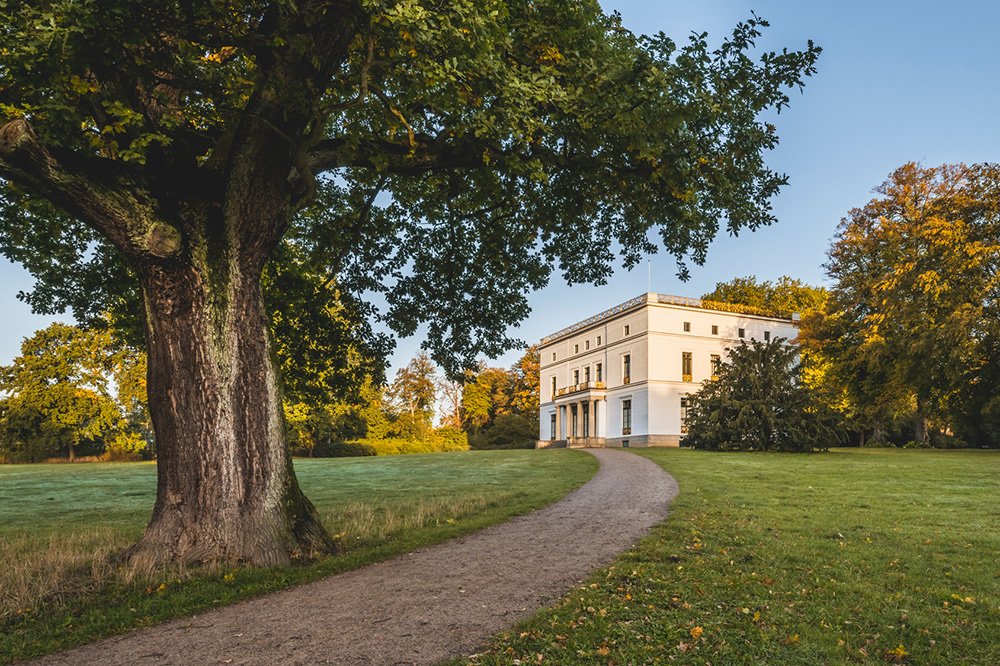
{"left": 34, "top": 449, "right": 678, "bottom": 666}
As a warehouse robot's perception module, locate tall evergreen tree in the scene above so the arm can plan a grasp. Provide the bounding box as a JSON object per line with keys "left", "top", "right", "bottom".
{"left": 685, "top": 338, "right": 838, "bottom": 452}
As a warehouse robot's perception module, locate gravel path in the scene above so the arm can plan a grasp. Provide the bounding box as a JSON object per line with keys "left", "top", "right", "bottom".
{"left": 35, "top": 449, "right": 678, "bottom": 666}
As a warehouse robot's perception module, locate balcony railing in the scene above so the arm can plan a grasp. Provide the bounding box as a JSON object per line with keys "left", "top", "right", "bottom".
{"left": 554, "top": 381, "right": 607, "bottom": 398}
{"left": 622, "top": 427, "right": 632, "bottom": 435}
{"left": 682, "top": 373, "right": 692, "bottom": 382}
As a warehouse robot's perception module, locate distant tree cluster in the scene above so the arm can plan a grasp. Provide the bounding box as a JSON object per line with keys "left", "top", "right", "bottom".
{"left": 703, "top": 162, "right": 1000, "bottom": 449}
{"left": 283, "top": 352, "right": 468, "bottom": 458}
{"left": 281, "top": 345, "right": 541, "bottom": 456}
{"left": 458, "top": 346, "right": 540, "bottom": 450}
{"left": 0, "top": 323, "right": 149, "bottom": 462}
{"left": 702, "top": 275, "right": 828, "bottom": 316}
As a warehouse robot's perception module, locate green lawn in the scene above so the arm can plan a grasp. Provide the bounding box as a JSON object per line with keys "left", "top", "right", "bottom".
{"left": 465, "top": 448, "right": 1000, "bottom": 665}
{"left": 0, "top": 449, "right": 597, "bottom": 664}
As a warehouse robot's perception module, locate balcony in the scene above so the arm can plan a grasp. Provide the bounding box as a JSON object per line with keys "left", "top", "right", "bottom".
{"left": 682, "top": 374, "right": 692, "bottom": 382}
{"left": 556, "top": 380, "right": 606, "bottom": 397}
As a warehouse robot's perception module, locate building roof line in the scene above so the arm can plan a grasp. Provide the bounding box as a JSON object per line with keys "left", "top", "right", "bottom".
{"left": 539, "top": 292, "right": 797, "bottom": 345}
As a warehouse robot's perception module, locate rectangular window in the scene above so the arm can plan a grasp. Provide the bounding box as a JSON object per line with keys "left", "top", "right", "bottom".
{"left": 711, "top": 324, "right": 719, "bottom": 335}
{"left": 596, "top": 363, "right": 603, "bottom": 382}
{"left": 622, "top": 399, "right": 632, "bottom": 435}
{"left": 586, "top": 340, "right": 590, "bottom": 350}
{"left": 597, "top": 335, "right": 602, "bottom": 345}
{"left": 552, "top": 352, "right": 556, "bottom": 361}
{"left": 764, "top": 330, "right": 771, "bottom": 341}
{"left": 711, "top": 354, "right": 721, "bottom": 379}
{"left": 584, "top": 366, "right": 591, "bottom": 383}
{"left": 680, "top": 396, "right": 690, "bottom": 434}
{"left": 623, "top": 354, "right": 631, "bottom": 384}
{"left": 583, "top": 403, "right": 590, "bottom": 437}
{"left": 551, "top": 376, "right": 557, "bottom": 399}
{"left": 622, "top": 439, "right": 630, "bottom": 448}
{"left": 574, "top": 344, "right": 579, "bottom": 354}
{"left": 571, "top": 405, "right": 578, "bottom": 437}
{"left": 683, "top": 321, "right": 691, "bottom": 332}
{"left": 550, "top": 414, "right": 556, "bottom": 440}
{"left": 682, "top": 352, "right": 692, "bottom": 381}
{"left": 738, "top": 328, "right": 746, "bottom": 338}
{"left": 624, "top": 324, "right": 630, "bottom": 336}
{"left": 573, "top": 369, "right": 580, "bottom": 385}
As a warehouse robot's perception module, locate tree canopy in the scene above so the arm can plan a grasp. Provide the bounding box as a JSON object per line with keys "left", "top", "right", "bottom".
{"left": 0, "top": 323, "right": 148, "bottom": 462}
{"left": 702, "top": 274, "right": 828, "bottom": 316}
{"left": 821, "top": 163, "right": 1000, "bottom": 446}
{"left": 1, "top": 2, "right": 820, "bottom": 372}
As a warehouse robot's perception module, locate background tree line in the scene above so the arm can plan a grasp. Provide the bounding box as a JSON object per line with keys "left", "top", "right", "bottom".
{"left": 283, "top": 345, "right": 541, "bottom": 457}
{"left": 9, "top": 162, "right": 995, "bottom": 460}
{"left": 691, "top": 162, "right": 1000, "bottom": 450}
{"left": 1, "top": 327, "right": 541, "bottom": 461}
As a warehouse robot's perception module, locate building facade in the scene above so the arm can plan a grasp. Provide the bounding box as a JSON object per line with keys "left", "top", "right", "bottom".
{"left": 537, "top": 293, "right": 800, "bottom": 448}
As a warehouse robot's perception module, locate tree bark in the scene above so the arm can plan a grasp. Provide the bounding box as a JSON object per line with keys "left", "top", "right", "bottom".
{"left": 872, "top": 421, "right": 885, "bottom": 446}
{"left": 914, "top": 413, "right": 930, "bottom": 447}
{"left": 127, "top": 237, "right": 332, "bottom": 567}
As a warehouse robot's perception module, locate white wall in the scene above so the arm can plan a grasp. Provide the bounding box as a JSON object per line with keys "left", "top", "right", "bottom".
{"left": 605, "top": 386, "right": 647, "bottom": 438}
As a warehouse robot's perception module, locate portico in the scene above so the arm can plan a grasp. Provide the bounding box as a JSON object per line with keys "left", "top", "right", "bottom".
{"left": 550, "top": 381, "right": 608, "bottom": 447}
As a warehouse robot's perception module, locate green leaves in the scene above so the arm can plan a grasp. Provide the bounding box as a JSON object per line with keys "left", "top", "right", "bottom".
{"left": 2, "top": 0, "right": 822, "bottom": 380}
{"left": 685, "top": 338, "right": 839, "bottom": 452}
{"left": 822, "top": 163, "right": 1000, "bottom": 445}
{"left": 0, "top": 323, "right": 148, "bottom": 461}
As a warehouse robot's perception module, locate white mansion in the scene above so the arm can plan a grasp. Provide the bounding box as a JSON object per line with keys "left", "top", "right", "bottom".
{"left": 537, "top": 292, "right": 800, "bottom": 448}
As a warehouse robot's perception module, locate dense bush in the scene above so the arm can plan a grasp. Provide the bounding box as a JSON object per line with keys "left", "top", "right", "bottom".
{"left": 469, "top": 414, "right": 538, "bottom": 450}
{"left": 323, "top": 440, "right": 378, "bottom": 457}
{"left": 349, "top": 427, "right": 470, "bottom": 456}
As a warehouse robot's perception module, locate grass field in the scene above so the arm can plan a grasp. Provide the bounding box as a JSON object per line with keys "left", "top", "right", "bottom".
{"left": 465, "top": 448, "right": 1000, "bottom": 665}
{"left": 0, "top": 449, "right": 597, "bottom": 663}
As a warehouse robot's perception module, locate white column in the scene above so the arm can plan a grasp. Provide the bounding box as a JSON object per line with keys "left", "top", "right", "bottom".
{"left": 599, "top": 399, "right": 608, "bottom": 438}
{"left": 590, "top": 400, "right": 596, "bottom": 439}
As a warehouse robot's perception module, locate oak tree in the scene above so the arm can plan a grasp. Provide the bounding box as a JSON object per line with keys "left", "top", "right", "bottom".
{"left": 0, "top": 1, "right": 820, "bottom": 564}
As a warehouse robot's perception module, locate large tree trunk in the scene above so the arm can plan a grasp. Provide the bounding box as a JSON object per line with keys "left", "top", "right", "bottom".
{"left": 872, "top": 420, "right": 886, "bottom": 446}
{"left": 127, "top": 233, "right": 332, "bottom": 567}
{"left": 913, "top": 398, "right": 930, "bottom": 447}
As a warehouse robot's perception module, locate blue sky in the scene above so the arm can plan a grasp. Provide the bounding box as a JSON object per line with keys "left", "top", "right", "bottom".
{"left": 2, "top": 1, "right": 1000, "bottom": 373}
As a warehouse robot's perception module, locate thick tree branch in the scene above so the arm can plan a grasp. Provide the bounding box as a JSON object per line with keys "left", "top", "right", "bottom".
{"left": 0, "top": 119, "right": 182, "bottom": 261}
{"left": 304, "top": 134, "right": 491, "bottom": 176}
